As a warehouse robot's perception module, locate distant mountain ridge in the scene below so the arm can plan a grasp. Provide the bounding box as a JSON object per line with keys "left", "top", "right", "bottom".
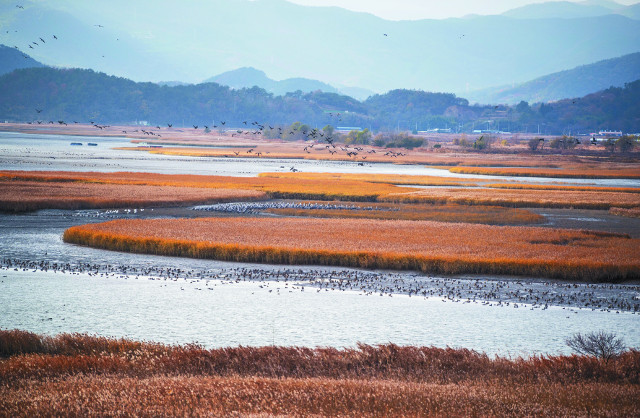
{"left": 203, "top": 67, "right": 374, "bottom": 100}
{"left": 502, "top": 0, "right": 640, "bottom": 19}
{"left": 0, "top": 44, "right": 45, "bottom": 76}
{"left": 2, "top": 0, "right": 638, "bottom": 95}
{"left": 466, "top": 52, "right": 640, "bottom": 104}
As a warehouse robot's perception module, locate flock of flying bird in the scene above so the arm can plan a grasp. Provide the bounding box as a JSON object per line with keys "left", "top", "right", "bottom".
{"left": 10, "top": 3, "right": 409, "bottom": 161}
{"left": 7, "top": 5, "right": 57, "bottom": 59}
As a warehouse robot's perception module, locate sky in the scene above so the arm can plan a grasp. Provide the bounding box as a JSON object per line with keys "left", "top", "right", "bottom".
{"left": 285, "top": 0, "right": 638, "bottom": 20}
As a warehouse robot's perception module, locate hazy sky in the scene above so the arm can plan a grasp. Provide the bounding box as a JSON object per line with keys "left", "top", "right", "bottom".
{"left": 285, "top": 0, "right": 638, "bottom": 20}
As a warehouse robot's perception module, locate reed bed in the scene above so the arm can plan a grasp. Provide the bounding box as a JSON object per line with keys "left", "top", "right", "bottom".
{"left": 260, "top": 171, "right": 483, "bottom": 186}
{"left": 63, "top": 217, "right": 640, "bottom": 281}
{"left": 610, "top": 207, "right": 640, "bottom": 218}
{"left": 486, "top": 183, "right": 640, "bottom": 194}
{"left": 0, "top": 180, "right": 265, "bottom": 212}
{"left": 384, "top": 187, "right": 640, "bottom": 209}
{"left": 1, "top": 331, "right": 638, "bottom": 416}
{"left": 5, "top": 170, "right": 640, "bottom": 210}
{"left": 0, "top": 170, "right": 413, "bottom": 203}
{"left": 449, "top": 166, "right": 640, "bottom": 179}
{"left": 267, "top": 202, "right": 544, "bottom": 225}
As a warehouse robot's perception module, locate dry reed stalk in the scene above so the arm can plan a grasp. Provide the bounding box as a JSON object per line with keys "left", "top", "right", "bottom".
{"left": 384, "top": 187, "right": 640, "bottom": 209}
{"left": 2, "top": 376, "right": 638, "bottom": 417}
{"left": 1, "top": 331, "right": 639, "bottom": 416}
{"left": 609, "top": 207, "right": 640, "bottom": 218}
{"left": 0, "top": 180, "right": 266, "bottom": 212}
{"left": 4, "top": 170, "right": 639, "bottom": 209}
{"left": 449, "top": 166, "right": 640, "bottom": 179}
{"left": 63, "top": 217, "right": 640, "bottom": 281}
{"left": 266, "top": 202, "right": 544, "bottom": 225}
{"left": 485, "top": 183, "right": 640, "bottom": 194}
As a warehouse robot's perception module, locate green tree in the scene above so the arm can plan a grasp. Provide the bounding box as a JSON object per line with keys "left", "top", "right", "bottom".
{"left": 616, "top": 135, "right": 636, "bottom": 152}
{"left": 516, "top": 100, "right": 530, "bottom": 113}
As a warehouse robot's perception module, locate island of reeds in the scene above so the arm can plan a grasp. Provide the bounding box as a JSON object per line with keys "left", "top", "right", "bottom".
{"left": 63, "top": 216, "right": 640, "bottom": 282}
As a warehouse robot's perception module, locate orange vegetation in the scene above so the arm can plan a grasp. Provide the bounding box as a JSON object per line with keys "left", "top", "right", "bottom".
{"left": 5, "top": 170, "right": 639, "bottom": 210}
{"left": 63, "top": 217, "right": 640, "bottom": 281}
{"left": 260, "top": 171, "right": 483, "bottom": 186}
{"left": 267, "top": 202, "right": 544, "bottom": 225}
{"left": 485, "top": 183, "right": 640, "bottom": 194}
{"left": 449, "top": 166, "right": 640, "bottom": 179}
{"left": 610, "top": 207, "right": 640, "bottom": 218}
{"left": 0, "top": 179, "right": 265, "bottom": 212}
{"left": 0, "top": 170, "right": 414, "bottom": 203}
{"left": 384, "top": 186, "right": 640, "bottom": 209}
{"left": 1, "top": 330, "right": 638, "bottom": 416}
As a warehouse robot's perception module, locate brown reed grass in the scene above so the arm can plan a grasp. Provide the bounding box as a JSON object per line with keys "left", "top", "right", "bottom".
{"left": 63, "top": 217, "right": 640, "bottom": 281}
{"left": 384, "top": 187, "right": 640, "bottom": 209}
{"left": 2, "top": 330, "right": 639, "bottom": 383}
{"left": 449, "top": 166, "right": 640, "bottom": 179}
{"left": 1, "top": 331, "right": 638, "bottom": 416}
{"left": 4, "top": 170, "right": 639, "bottom": 210}
{"left": 0, "top": 179, "right": 265, "bottom": 212}
{"left": 610, "top": 207, "right": 640, "bottom": 218}
{"left": 267, "top": 201, "right": 544, "bottom": 225}
{"left": 485, "top": 183, "right": 640, "bottom": 194}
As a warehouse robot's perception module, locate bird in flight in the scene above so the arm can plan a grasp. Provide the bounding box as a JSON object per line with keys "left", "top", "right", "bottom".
{"left": 35, "top": 109, "right": 42, "bottom": 113}
{"left": 383, "top": 33, "right": 388, "bottom": 37}
{"left": 53, "top": 35, "right": 57, "bottom": 39}
{"left": 16, "top": 5, "right": 24, "bottom": 9}
{"left": 167, "top": 123, "right": 172, "bottom": 128}
{"left": 94, "top": 24, "right": 104, "bottom": 28}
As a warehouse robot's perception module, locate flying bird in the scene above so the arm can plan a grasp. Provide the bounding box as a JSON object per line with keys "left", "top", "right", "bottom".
{"left": 167, "top": 123, "right": 172, "bottom": 127}
{"left": 39, "top": 37, "right": 45, "bottom": 43}
{"left": 95, "top": 25, "right": 104, "bottom": 28}
{"left": 53, "top": 35, "right": 57, "bottom": 39}
{"left": 35, "top": 109, "right": 42, "bottom": 113}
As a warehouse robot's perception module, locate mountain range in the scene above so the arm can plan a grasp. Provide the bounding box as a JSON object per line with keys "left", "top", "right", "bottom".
{"left": 2, "top": 65, "right": 639, "bottom": 135}
{"left": 466, "top": 52, "right": 640, "bottom": 104}
{"left": 1, "top": 0, "right": 638, "bottom": 97}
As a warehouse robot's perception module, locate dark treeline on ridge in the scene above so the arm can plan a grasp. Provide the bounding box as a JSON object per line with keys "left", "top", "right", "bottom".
{"left": 1, "top": 67, "right": 639, "bottom": 135}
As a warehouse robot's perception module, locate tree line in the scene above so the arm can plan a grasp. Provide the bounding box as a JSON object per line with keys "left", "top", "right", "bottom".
{"left": 0, "top": 67, "right": 638, "bottom": 135}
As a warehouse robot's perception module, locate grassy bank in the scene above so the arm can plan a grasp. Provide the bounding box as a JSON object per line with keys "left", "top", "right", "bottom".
{"left": 1, "top": 330, "right": 638, "bottom": 416}
{"left": 63, "top": 217, "right": 640, "bottom": 281}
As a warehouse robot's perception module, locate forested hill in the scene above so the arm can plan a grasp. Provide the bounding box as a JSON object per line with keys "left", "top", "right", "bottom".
{"left": 0, "top": 45, "right": 45, "bottom": 76}
{"left": 0, "top": 67, "right": 638, "bottom": 134}
{"left": 467, "top": 52, "right": 640, "bottom": 104}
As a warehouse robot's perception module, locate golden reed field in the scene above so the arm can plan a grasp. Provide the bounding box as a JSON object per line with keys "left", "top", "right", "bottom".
{"left": 265, "top": 201, "right": 544, "bottom": 225}
{"left": 1, "top": 330, "right": 639, "bottom": 417}
{"left": 0, "top": 179, "right": 265, "bottom": 212}
{"left": 63, "top": 217, "right": 640, "bottom": 281}
{"left": 2, "top": 170, "right": 640, "bottom": 210}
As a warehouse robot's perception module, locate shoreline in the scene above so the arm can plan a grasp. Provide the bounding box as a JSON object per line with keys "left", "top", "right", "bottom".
{"left": 3, "top": 259, "right": 638, "bottom": 313}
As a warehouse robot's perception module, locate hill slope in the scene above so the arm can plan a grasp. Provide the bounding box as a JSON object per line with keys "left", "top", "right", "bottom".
{"left": 203, "top": 67, "right": 339, "bottom": 96}
{"left": 2, "top": 0, "right": 639, "bottom": 95}
{"left": 0, "top": 44, "right": 45, "bottom": 76}
{"left": 467, "top": 52, "right": 640, "bottom": 104}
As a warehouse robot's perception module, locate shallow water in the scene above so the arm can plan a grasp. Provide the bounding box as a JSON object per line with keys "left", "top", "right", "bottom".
{"left": 1, "top": 209, "right": 638, "bottom": 355}
{"left": 1, "top": 131, "right": 639, "bottom": 186}
{"left": 1, "top": 130, "right": 639, "bottom": 355}
{"left": 1, "top": 269, "right": 638, "bottom": 356}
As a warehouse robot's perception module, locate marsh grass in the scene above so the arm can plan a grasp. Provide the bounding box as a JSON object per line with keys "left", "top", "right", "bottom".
{"left": 63, "top": 217, "right": 640, "bottom": 281}
{"left": 1, "top": 331, "right": 639, "bottom": 416}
